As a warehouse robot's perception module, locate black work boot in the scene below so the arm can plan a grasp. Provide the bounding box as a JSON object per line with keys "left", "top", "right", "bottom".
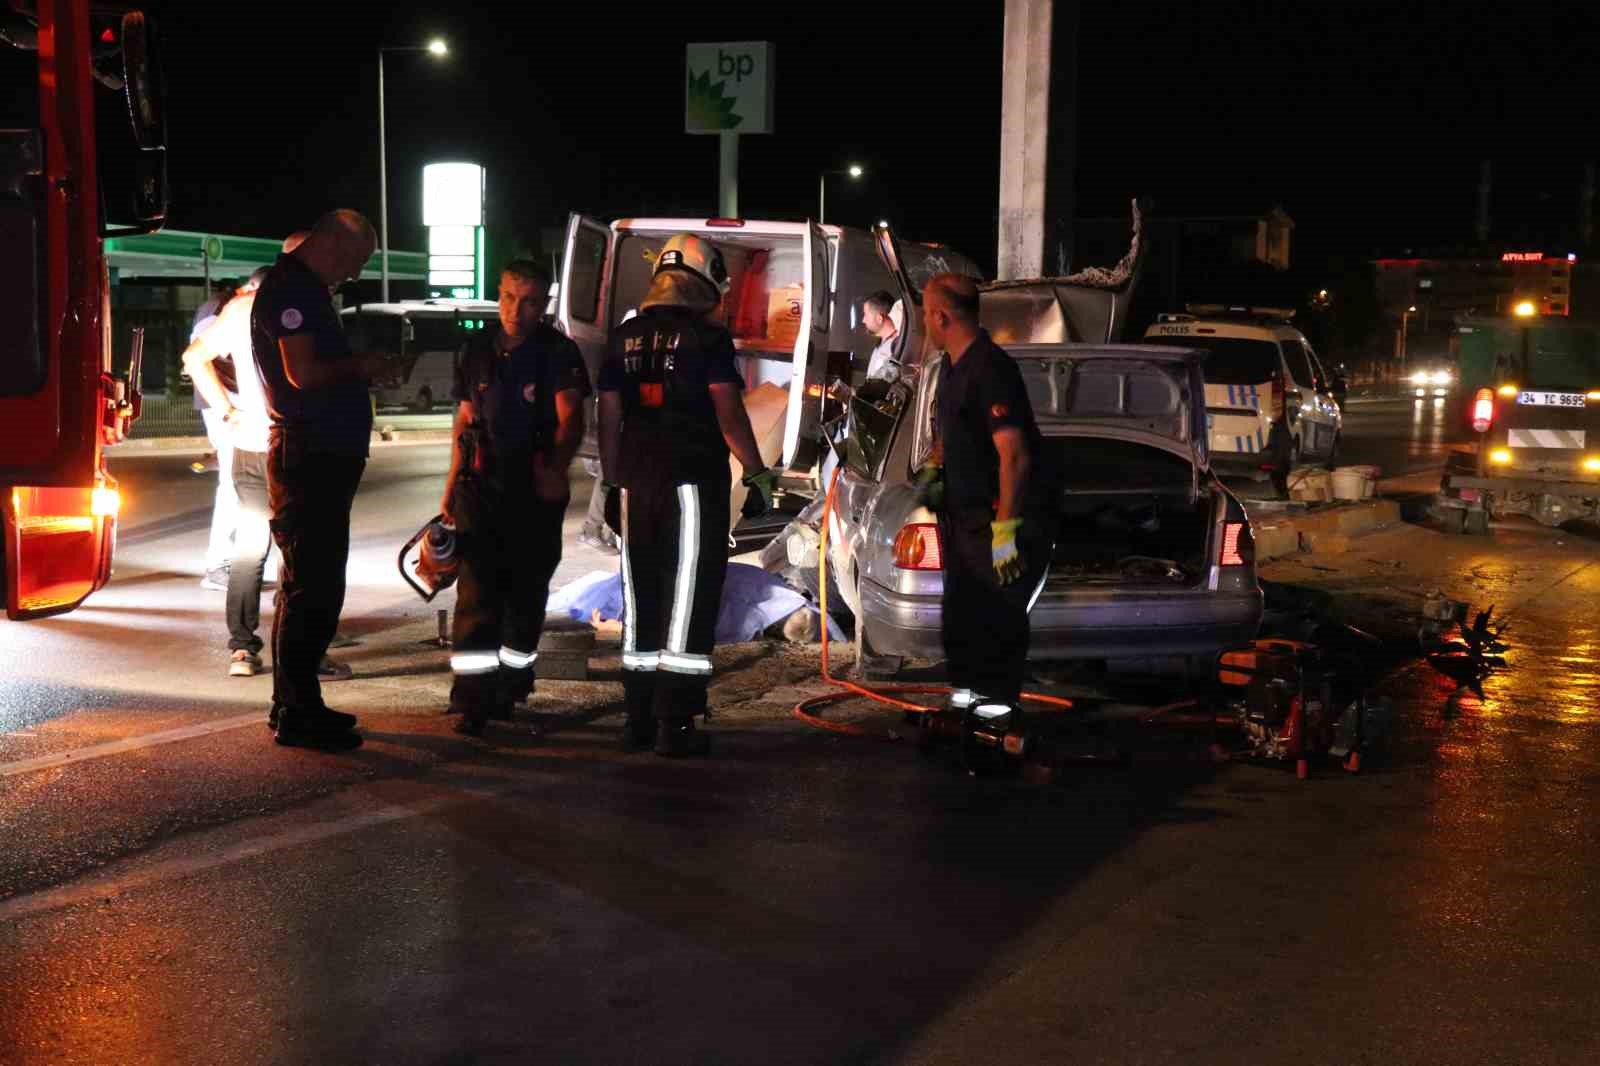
{"left": 274, "top": 707, "right": 362, "bottom": 750}
{"left": 623, "top": 713, "right": 655, "bottom": 751}
{"left": 654, "top": 717, "right": 711, "bottom": 757}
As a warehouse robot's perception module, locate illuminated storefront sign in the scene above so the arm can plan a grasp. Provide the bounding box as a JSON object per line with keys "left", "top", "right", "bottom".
{"left": 422, "top": 162, "right": 485, "bottom": 299}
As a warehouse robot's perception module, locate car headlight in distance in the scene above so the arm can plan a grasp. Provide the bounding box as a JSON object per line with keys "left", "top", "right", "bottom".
{"left": 1431, "top": 370, "right": 1453, "bottom": 386}
{"left": 1410, "top": 371, "right": 1430, "bottom": 386}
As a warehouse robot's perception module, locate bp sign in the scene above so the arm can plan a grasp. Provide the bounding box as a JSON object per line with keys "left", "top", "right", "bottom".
{"left": 685, "top": 42, "right": 774, "bottom": 135}
{"left": 201, "top": 235, "right": 224, "bottom": 260}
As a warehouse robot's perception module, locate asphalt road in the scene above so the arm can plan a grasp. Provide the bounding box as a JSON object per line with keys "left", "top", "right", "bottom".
{"left": 1335, "top": 393, "right": 1471, "bottom": 478}
{"left": 3, "top": 409, "right": 1598, "bottom": 1065}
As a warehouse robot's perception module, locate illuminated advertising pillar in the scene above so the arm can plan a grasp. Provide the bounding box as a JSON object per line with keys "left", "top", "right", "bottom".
{"left": 423, "top": 162, "right": 485, "bottom": 300}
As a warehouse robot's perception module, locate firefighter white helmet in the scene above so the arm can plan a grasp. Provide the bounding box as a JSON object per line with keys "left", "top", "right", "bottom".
{"left": 654, "top": 234, "right": 730, "bottom": 296}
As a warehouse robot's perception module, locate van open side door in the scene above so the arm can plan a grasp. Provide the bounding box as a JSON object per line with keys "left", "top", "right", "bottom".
{"left": 555, "top": 213, "right": 615, "bottom": 383}
{"left": 555, "top": 214, "right": 615, "bottom": 460}
{"left": 779, "top": 220, "right": 833, "bottom": 473}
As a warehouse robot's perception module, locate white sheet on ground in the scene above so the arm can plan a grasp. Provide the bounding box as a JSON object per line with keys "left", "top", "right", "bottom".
{"left": 547, "top": 562, "right": 843, "bottom": 644}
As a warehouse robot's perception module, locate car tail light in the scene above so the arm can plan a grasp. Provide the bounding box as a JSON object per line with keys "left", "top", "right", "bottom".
{"left": 1220, "top": 521, "right": 1253, "bottom": 567}
{"left": 893, "top": 523, "right": 943, "bottom": 571}
{"left": 1471, "top": 387, "right": 1494, "bottom": 434}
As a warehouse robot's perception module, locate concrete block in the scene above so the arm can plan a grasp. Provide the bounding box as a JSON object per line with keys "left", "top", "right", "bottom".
{"left": 1334, "top": 500, "right": 1400, "bottom": 535}
{"left": 1300, "top": 530, "right": 1352, "bottom": 555}
{"left": 1255, "top": 523, "right": 1302, "bottom": 561}
{"left": 538, "top": 614, "right": 596, "bottom": 681}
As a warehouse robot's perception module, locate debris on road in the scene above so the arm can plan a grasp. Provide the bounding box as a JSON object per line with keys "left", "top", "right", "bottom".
{"left": 1422, "top": 600, "right": 1509, "bottom": 697}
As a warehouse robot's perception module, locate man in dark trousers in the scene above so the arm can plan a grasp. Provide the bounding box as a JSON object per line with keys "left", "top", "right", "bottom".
{"left": 596, "top": 234, "right": 775, "bottom": 756}
{"left": 251, "top": 209, "right": 387, "bottom": 749}
{"left": 916, "top": 273, "right": 1053, "bottom": 745}
{"left": 441, "top": 259, "right": 591, "bottom": 736}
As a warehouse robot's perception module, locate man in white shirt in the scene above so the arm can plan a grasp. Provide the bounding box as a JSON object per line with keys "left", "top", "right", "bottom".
{"left": 185, "top": 266, "right": 279, "bottom": 676}
{"left": 862, "top": 290, "right": 904, "bottom": 381}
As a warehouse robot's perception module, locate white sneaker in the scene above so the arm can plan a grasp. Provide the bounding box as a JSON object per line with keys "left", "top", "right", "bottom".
{"left": 229, "top": 650, "right": 262, "bottom": 677}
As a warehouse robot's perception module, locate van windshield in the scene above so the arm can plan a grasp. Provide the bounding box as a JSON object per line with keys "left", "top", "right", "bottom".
{"left": 1145, "top": 334, "right": 1279, "bottom": 385}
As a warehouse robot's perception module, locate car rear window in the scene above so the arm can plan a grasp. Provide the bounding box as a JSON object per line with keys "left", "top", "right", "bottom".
{"left": 1145, "top": 334, "right": 1279, "bottom": 385}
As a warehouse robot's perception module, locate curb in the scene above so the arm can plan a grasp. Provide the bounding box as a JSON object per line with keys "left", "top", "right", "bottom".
{"left": 112, "top": 429, "right": 454, "bottom": 457}
{"left": 1250, "top": 499, "right": 1403, "bottom": 562}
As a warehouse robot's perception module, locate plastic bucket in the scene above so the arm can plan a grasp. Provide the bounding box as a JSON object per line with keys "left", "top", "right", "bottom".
{"left": 1331, "top": 465, "right": 1378, "bottom": 500}
{"left": 1288, "top": 468, "right": 1332, "bottom": 502}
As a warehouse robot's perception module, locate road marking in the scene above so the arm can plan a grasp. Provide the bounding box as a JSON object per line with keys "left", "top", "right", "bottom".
{"left": 0, "top": 781, "right": 510, "bottom": 922}
{"left": 0, "top": 713, "right": 261, "bottom": 779}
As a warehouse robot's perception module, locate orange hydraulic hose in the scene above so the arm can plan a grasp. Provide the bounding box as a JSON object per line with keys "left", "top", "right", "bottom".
{"left": 793, "top": 469, "right": 1074, "bottom": 739}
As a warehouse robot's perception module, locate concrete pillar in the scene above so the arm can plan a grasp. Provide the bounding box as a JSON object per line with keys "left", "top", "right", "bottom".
{"left": 997, "top": 0, "right": 1053, "bottom": 280}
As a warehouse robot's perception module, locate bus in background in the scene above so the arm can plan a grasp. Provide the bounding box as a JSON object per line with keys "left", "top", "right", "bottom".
{"left": 0, "top": 2, "right": 168, "bottom": 618}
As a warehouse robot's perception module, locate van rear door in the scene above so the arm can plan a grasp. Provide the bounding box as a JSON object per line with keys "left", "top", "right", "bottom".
{"left": 556, "top": 214, "right": 615, "bottom": 459}
{"left": 556, "top": 214, "right": 615, "bottom": 375}
{"left": 779, "top": 220, "right": 833, "bottom": 472}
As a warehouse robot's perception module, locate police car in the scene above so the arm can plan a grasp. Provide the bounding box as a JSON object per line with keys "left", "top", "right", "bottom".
{"left": 1143, "top": 306, "right": 1342, "bottom": 496}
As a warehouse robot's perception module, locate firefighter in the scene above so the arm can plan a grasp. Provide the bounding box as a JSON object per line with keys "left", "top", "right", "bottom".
{"left": 442, "top": 259, "right": 591, "bottom": 736}
{"left": 915, "top": 273, "right": 1053, "bottom": 744}
{"left": 251, "top": 209, "right": 387, "bottom": 750}
{"left": 596, "top": 234, "right": 775, "bottom": 757}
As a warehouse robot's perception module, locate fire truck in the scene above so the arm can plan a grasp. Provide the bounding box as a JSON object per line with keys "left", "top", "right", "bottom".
{"left": 0, "top": 1, "right": 166, "bottom": 618}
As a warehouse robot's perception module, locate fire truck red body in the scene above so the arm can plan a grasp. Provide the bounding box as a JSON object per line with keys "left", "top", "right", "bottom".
{"left": 1, "top": 1, "right": 165, "bottom": 618}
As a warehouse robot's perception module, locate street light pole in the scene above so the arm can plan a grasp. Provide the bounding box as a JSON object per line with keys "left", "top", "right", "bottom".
{"left": 378, "top": 48, "right": 389, "bottom": 303}
{"left": 1400, "top": 305, "right": 1416, "bottom": 379}
{"left": 377, "top": 39, "right": 448, "bottom": 305}
{"left": 818, "top": 164, "right": 863, "bottom": 225}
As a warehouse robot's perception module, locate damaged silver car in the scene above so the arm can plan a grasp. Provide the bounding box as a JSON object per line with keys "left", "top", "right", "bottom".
{"left": 763, "top": 213, "right": 1263, "bottom": 676}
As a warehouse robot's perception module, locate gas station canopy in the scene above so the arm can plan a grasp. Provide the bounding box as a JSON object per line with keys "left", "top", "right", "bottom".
{"left": 104, "top": 228, "right": 426, "bottom": 282}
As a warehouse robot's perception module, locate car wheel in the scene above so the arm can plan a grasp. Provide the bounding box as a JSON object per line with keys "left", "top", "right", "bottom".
{"left": 1463, "top": 507, "right": 1490, "bottom": 536}
{"left": 410, "top": 387, "right": 432, "bottom": 414}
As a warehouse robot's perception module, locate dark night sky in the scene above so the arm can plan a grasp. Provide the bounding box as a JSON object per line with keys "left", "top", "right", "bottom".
{"left": 156, "top": 0, "right": 1600, "bottom": 277}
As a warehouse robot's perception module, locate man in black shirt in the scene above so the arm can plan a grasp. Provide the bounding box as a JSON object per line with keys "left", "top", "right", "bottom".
{"left": 441, "top": 260, "right": 591, "bottom": 735}
{"left": 251, "top": 209, "right": 387, "bottom": 749}
{"left": 916, "top": 273, "right": 1053, "bottom": 748}
{"left": 596, "top": 234, "right": 775, "bottom": 756}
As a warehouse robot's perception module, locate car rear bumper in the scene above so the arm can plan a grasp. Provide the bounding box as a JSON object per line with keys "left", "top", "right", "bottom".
{"left": 859, "top": 577, "right": 1262, "bottom": 661}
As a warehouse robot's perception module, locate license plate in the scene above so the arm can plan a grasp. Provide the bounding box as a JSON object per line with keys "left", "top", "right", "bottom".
{"left": 1516, "top": 391, "right": 1586, "bottom": 408}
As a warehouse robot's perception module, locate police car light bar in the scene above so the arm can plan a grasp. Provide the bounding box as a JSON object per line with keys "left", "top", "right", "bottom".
{"left": 1155, "top": 313, "right": 1196, "bottom": 324}
{"left": 1185, "top": 303, "right": 1297, "bottom": 322}
{"left": 705, "top": 218, "right": 746, "bottom": 227}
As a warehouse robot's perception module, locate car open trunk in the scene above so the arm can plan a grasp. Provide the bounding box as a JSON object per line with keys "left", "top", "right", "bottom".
{"left": 1042, "top": 435, "right": 1214, "bottom": 590}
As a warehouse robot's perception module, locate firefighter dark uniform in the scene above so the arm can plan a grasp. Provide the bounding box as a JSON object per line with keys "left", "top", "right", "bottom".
{"left": 932, "top": 328, "right": 1054, "bottom": 720}
{"left": 597, "top": 306, "right": 743, "bottom": 747}
{"left": 251, "top": 252, "right": 372, "bottom": 743}
{"left": 447, "top": 324, "right": 591, "bottom": 731}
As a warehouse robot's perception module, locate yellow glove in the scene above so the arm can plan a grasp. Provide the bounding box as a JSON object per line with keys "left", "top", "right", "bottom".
{"left": 991, "top": 518, "right": 1024, "bottom": 585}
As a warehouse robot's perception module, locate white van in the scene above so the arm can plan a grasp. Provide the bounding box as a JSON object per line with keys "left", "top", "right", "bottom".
{"left": 554, "top": 214, "right": 980, "bottom": 481}
{"left": 1143, "top": 306, "right": 1342, "bottom": 496}
{"left": 342, "top": 300, "right": 498, "bottom": 412}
